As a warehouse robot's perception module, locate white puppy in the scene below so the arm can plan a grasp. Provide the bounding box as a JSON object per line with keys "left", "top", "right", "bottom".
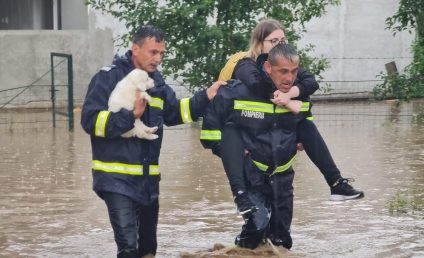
{"left": 108, "top": 69, "right": 158, "bottom": 140}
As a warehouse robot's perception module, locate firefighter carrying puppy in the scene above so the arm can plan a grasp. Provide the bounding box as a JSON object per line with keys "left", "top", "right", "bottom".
{"left": 200, "top": 43, "right": 311, "bottom": 249}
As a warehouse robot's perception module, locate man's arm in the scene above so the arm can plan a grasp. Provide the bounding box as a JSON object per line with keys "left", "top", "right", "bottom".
{"left": 295, "top": 67, "right": 319, "bottom": 98}
{"left": 162, "top": 81, "right": 226, "bottom": 127}
{"left": 81, "top": 71, "right": 136, "bottom": 138}
{"left": 199, "top": 91, "right": 228, "bottom": 157}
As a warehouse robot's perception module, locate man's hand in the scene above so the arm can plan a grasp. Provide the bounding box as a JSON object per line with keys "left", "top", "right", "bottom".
{"left": 271, "top": 90, "right": 291, "bottom": 106}
{"left": 206, "top": 81, "right": 227, "bottom": 100}
{"left": 297, "top": 143, "right": 304, "bottom": 151}
{"left": 133, "top": 90, "right": 147, "bottom": 119}
{"left": 285, "top": 100, "right": 302, "bottom": 114}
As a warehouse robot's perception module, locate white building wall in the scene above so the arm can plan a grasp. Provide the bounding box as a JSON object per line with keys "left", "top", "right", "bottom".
{"left": 298, "top": 0, "right": 415, "bottom": 97}
{"left": 61, "top": 1, "right": 89, "bottom": 29}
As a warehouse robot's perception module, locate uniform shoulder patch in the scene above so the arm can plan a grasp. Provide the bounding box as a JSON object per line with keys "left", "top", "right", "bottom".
{"left": 227, "top": 79, "right": 243, "bottom": 89}
{"left": 100, "top": 64, "right": 116, "bottom": 72}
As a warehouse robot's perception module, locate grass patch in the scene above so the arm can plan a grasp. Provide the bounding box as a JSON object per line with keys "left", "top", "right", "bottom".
{"left": 387, "top": 190, "right": 424, "bottom": 215}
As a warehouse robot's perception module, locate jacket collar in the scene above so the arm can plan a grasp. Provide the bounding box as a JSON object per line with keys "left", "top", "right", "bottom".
{"left": 255, "top": 53, "right": 276, "bottom": 99}
{"left": 113, "top": 50, "right": 166, "bottom": 87}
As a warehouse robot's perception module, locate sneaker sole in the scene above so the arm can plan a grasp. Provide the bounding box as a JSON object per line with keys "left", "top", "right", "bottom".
{"left": 330, "top": 193, "right": 364, "bottom": 201}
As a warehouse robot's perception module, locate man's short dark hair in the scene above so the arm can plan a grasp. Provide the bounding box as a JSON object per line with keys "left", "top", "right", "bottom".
{"left": 268, "top": 43, "right": 299, "bottom": 65}
{"left": 132, "top": 25, "right": 166, "bottom": 45}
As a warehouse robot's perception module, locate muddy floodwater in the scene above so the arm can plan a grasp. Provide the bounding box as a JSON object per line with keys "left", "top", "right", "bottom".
{"left": 1, "top": 100, "right": 424, "bottom": 257}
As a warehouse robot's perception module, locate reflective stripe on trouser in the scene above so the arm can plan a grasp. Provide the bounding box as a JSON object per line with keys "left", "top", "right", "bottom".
{"left": 92, "top": 160, "right": 160, "bottom": 176}
{"left": 252, "top": 155, "right": 296, "bottom": 176}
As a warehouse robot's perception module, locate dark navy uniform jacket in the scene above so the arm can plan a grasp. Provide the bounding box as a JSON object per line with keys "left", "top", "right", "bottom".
{"left": 81, "top": 50, "right": 210, "bottom": 205}
{"left": 200, "top": 79, "right": 312, "bottom": 176}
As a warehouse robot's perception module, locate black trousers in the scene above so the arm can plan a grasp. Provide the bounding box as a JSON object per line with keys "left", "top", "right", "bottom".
{"left": 102, "top": 192, "right": 158, "bottom": 258}
{"left": 236, "top": 159, "right": 295, "bottom": 249}
{"left": 296, "top": 119, "right": 342, "bottom": 186}
{"left": 221, "top": 119, "right": 342, "bottom": 194}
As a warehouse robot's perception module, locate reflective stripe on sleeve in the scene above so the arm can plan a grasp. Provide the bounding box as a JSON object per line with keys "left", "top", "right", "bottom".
{"left": 180, "top": 98, "right": 193, "bottom": 123}
{"left": 149, "top": 165, "right": 160, "bottom": 176}
{"left": 95, "top": 111, "right": 110, "bottom": 137}
{"left": 200, "top": 130, "right": 222, "bottom": 140}
{"left": 149, "top": 97, "right": 164, "bottom": 110}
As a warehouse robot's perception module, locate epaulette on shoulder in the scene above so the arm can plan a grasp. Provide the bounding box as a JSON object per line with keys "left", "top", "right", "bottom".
{"left": 100, "top": 64, "right": 116, "bottom": 72}
{"left": 226, "top": 79, "right": 243, "bottom": 89}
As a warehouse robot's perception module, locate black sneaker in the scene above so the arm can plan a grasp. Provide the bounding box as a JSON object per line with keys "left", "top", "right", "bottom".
{"left": 234, "top": 191, "right": 258, "bottom": 215}
{"left": 330, "top": 178, "right": 364, "bottom": 201}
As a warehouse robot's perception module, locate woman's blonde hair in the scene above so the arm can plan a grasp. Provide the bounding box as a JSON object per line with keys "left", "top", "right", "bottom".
{"left": 246, "top": 19, "right": 285, "bottom": 60}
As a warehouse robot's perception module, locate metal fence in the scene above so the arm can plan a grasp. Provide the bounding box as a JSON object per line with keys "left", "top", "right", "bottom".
{"left": 0, "top": 53, "right": 73, "bottom": 131}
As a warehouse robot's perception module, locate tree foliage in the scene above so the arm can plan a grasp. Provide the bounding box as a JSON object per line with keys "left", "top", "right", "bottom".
{"left": 385, "top": 0, "right": 424, "bottom": 39}
{"left": 87, "top": 0, "right": 339, "bottom": 92}
{"left": 374, "top": 0, "right": 424, "bottom": 100}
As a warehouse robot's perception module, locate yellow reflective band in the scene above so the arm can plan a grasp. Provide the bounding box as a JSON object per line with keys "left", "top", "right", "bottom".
{"left": 92, "top": 161, "right": 160, "bottom": 176}
{"left": 252, "top": 154, "right": 296, "bottom": 176}
{"left": 234, "top": 100, "right": 274, "bottom": 113}
{"left": 252, "top": 160, "right": 269, "bottom": 172}
{"left": 301, "top": 102, "right": 310, "bottom": 112}
{"left": 271, "top": 155, "right": 297, "bottom": 176}
{"left": 200, "top": 130, "right": 222, "bottom": 140}
{"left": 307, "top": 116, "right": 314, "bottom": 121}
{"left": 149, "top": 165, "right": 160, "bottom": 176}
{"left": 95, "top": 111, "right": 110, "bottom": 137}
{"left": 275, "top": 106, "right": 291, "bottom": 113}
{"left": 92, "top": 160, "right": 142, "bottom": 175}
{"left": 180, "top": 98, "right": 193, "bottom": 123}
{"left": 149, "top": 97, "right": 164, "bottom": 110}
{"left": 275, "top": 102, "right": 310, "bottom": 114}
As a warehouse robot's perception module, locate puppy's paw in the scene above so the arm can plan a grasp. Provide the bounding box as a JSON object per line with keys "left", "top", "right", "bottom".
{"left": 146, "top": 126, "right": 158, "bottom": 134}
{"left": 145, "top": 133, "right": 159, "bottom": 140}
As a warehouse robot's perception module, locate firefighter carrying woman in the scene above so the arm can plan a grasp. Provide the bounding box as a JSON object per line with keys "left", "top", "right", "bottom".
{"left": 200, "top": 19, "right": 363, "bottom": 250}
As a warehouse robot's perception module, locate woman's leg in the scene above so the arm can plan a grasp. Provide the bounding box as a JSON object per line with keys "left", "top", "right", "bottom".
{"left": 221, "top": 124, "right": 257, "bottom": 213}
{"left": 297, "top": 119, "right": 364, "bottom": 200}
{"left": 297, "top": 119, "right": 342, "bottom": 186}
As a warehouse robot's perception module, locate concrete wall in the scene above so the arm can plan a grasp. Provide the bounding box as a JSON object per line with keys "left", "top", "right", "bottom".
{"left": 298, "top": 0, "right": 415, "bottom": 97}
{"left": 0, "top": 10, "right": 115, "bottom": 107}
{"left": 61, "top": 1, "right": 89, "bottom": 30}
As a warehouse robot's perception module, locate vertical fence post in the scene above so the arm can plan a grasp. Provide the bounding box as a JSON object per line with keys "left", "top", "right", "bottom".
{"left": 50, "top": 53, "right": 56, "bottom": 128}
{"left": 51, "top": 52, "right": 73, "bottom": 131}
{"left": 67, "top": 55, "right": 74, "bottom": 131}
